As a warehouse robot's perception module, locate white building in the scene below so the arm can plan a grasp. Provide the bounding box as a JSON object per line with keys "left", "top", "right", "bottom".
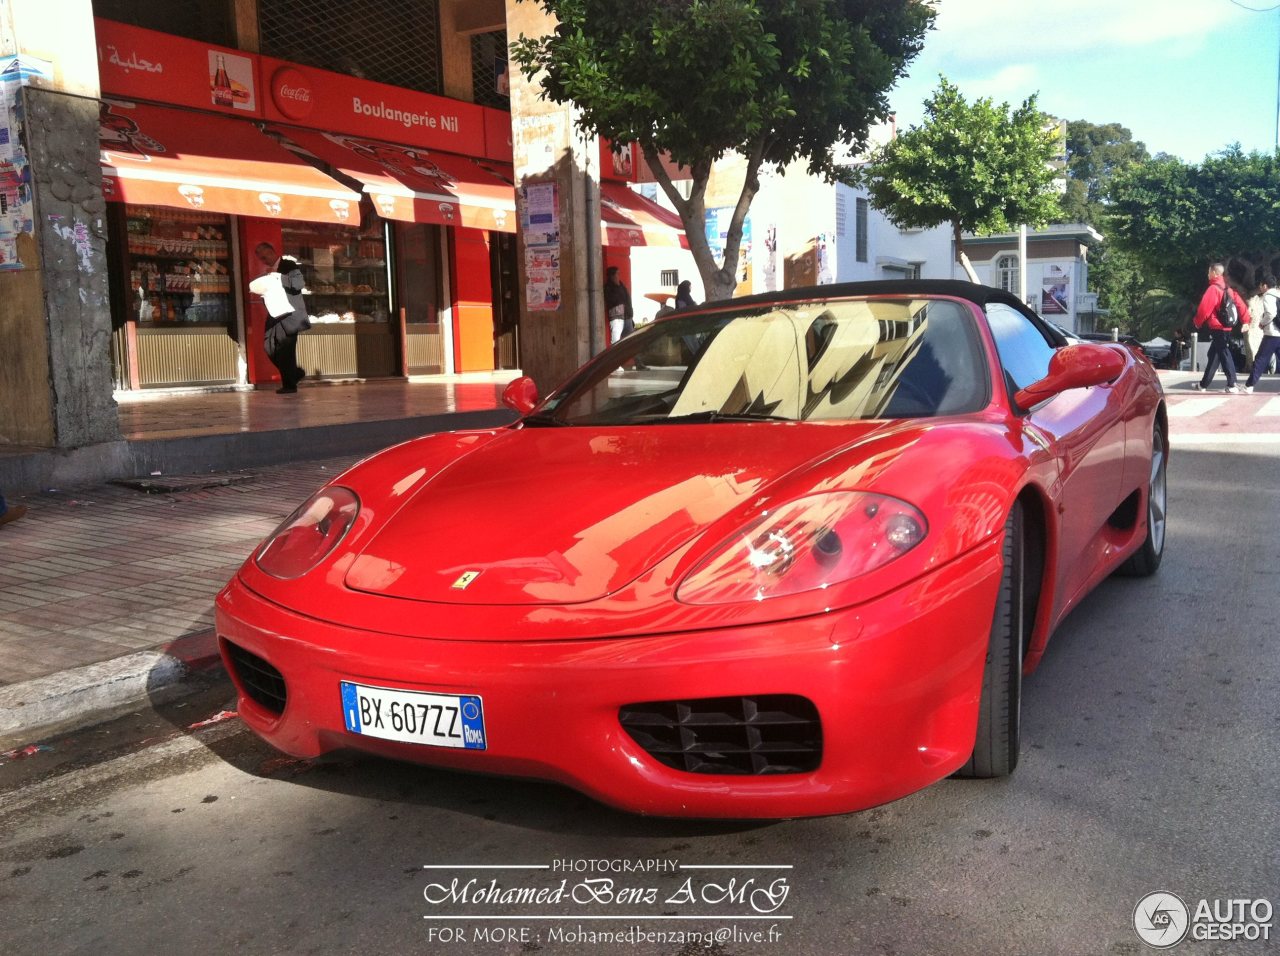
{"left": 959, "top": 224, "right": 1103, "bottom": 334}
{"left": 627, "top": 154, "right": 1098, "bottom": 332}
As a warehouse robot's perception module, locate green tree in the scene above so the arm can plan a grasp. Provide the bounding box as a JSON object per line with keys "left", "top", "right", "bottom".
{"left": 1053, "top": 121, "right": 1150, "bottom": 336}
{"left": 1088, "top": 242, "right": 1144, "bottom": 332}
{"left": 857, "top": 77, "right": 1062, "bottom": 264}
{"left": 1106, "top": 148, "right": 1280, "bottom": 301}
{"left": 510, "top": 0, "right": 935, "bottom": 301}
{"left": 1058, "top": 120, "right": 1149, "bottom": 224}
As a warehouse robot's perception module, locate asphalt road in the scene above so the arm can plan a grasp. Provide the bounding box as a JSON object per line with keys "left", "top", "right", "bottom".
{"left": 0, "top": 438, "right": 1276, "bottom": 956}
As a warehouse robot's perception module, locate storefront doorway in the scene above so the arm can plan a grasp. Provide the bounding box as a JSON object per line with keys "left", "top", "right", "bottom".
{"left": 490, "top": 232, "right": 519, "bottom": 370}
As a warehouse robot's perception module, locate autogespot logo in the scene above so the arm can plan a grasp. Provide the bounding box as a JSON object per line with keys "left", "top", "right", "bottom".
{"left": 1134, "top": 892, "right": 1190, "bottom": 948}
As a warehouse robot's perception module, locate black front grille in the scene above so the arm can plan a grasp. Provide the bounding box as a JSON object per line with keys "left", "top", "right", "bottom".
{"left": 619, "top": 695, "right": 822, "bottom": 776}
{"left": 224, "top": 641, "right": 288, "bottom": 716}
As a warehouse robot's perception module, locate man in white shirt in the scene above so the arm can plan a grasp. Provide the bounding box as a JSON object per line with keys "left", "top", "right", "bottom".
{"left": 1244, "top": 272, "right": 1280, "bottom": 393}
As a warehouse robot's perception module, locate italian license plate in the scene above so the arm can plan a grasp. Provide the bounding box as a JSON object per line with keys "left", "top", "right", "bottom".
{"left": 339, "top": 681, "right": 486, "bottom": 750}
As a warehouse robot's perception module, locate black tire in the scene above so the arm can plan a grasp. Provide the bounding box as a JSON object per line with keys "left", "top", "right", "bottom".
{"left": 956, "top": 501, "right": 1025, "bottom": 779}
{"left": 1117, "top": 423, "right": 1167, "bottom": 577}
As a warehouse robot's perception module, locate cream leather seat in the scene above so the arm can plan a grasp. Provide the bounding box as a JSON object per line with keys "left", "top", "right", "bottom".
{"left": 669, "top": 315, "right": 806, "bottom": 419}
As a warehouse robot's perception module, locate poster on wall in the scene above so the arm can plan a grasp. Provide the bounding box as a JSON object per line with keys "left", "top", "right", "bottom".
{"left": 207, "top": 50, "right": 256, "bottom": 111}
{"left": 816, "top": 232, "right": 833, "bottom": 285}
{"left": 0, "top": 57, "right": 40, "bottom": 270}
{"left": 762, "top": 224, "right": 778, "bottom": 292}
{"left": 1041, "top": 264, "right": 1071, "bottom": 315}
{"left": 522, "top": 182, "right": 560, "bottom": 311}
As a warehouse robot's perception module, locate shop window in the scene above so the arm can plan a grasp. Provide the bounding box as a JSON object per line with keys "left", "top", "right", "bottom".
{"left": 112, "top": 204, "right": 240, "bottom": 388}
{"left": 259, "top": 0, "right": 442, "bottom": 95}
{"left": 471, "top": 31, "right": 510, "bottom": 110}
{"left": 122, "top": 205, "right": 234, "bottom": 327}
{"left": 282, "top": 221, "right": 398, "bottom": 380}
{"left": 283, "top": 222, "right": 391, "bottom": 326}
{"left": 92, "top": 0, "right": 234, "bottom": 46}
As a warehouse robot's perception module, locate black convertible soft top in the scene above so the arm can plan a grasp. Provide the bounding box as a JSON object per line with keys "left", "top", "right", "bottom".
{"left": 713, "top": 279, "right": 1032, "bottom": 315}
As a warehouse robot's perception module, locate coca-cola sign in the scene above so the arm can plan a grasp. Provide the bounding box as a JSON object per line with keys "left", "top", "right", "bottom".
{"left": 271, "top": 66, "right": 313, "bottom": 120}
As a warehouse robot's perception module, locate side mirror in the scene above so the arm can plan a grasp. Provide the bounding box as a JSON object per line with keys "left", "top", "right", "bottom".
{"left": 1014, "top": 343, "right": 1126, "bottom": 409}
{"left": 502, "top": 376, "right": 540, "bottom": 415}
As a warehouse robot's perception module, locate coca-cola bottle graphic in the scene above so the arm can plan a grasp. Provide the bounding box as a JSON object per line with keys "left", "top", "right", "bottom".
{"left": 212, "top": 55, "right": 233, "bottom": 107}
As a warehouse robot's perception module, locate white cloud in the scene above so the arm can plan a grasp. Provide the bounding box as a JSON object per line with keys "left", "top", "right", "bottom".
{"left": 926, "top": 0, "right": 1248, "bottom": 59}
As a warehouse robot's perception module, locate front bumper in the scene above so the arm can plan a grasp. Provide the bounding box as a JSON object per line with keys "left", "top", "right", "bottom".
{"left": 214, "top": 539, "right": 1002, "bottom": 819}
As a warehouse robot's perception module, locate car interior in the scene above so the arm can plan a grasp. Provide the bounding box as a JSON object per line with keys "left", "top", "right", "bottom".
{"left": 545, "top": 297, "right": 990, "bottom": 424}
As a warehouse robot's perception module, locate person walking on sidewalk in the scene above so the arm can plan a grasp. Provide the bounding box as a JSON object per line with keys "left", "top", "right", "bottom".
{"left": 1244, "top": 273, "right": 1280, "bottom": 393}
{"left": 604, "top": 266, "right": 633, "bottom": 345}
{"left": 250, "top": 242, "right": 311, "bottom": 394}
{"left": 1192, "top": 263, "right": 1250, "bottom": 393}
{"left": 1246, "top": 278, "right": 1267, "bottom": 372}
{"left": 0, "top": 490, "right": 26, "bottom": 529}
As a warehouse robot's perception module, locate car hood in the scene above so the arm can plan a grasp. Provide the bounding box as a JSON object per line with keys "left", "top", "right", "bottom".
{"left": 344, "top": 423, "right": 887, "bottom": 605}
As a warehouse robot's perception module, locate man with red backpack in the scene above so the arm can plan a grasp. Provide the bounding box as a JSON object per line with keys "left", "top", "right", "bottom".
{"left": 1192, "top": 263, "right": 1251, "bottom": 393}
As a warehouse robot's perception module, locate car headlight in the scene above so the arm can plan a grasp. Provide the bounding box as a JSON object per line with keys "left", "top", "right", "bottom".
{"left": 676, "top": 492, "right": 927, "bottom": 605}
{"left": 255, "top": 486, "right": 360, "bottom": 579}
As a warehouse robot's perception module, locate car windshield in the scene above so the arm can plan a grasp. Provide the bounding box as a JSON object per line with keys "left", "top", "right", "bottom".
{"left": 534, "top": 296, "right": 989, "bottom": 425}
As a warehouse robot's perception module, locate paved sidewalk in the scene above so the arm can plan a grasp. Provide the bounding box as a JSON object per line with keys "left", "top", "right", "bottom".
{"left": 0, "top": 375, "right": 518, "bottom": 747}
{"left": 0, "top": 456, "right": 363, "bottom": 745}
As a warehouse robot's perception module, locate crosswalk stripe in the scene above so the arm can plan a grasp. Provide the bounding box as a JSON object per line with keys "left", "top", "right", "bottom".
{"left": 1259, "top": 398, "right": 1280, "bottom": 417}
{"left": 1168, "top": 397, "right": 1229, "bottom": 417}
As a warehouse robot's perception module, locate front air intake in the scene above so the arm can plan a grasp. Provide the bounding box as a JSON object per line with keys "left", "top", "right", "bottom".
{"left": 223, "top": 640, "right": 288, "bottom": 716}
{"left": 619, "top": 695, "right": 822, "bottom": 775}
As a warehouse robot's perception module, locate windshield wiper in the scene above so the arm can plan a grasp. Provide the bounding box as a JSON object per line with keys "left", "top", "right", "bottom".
{"left": 657, "top": 411, "right": 793, "bottom": 424}
{"left": 521, "top": 413, "right": 572, "bottom": 427}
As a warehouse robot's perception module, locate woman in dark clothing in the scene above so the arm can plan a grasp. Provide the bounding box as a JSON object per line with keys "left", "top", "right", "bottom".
{"left": 674, "top": 280, "right": 697, "bottom": 310}
{"left": 251, "top": 243, "right": 311, "bottom": 393}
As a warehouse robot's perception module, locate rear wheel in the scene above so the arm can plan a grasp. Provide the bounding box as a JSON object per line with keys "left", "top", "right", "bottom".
{"left": 956, "top": 501, "right": 1025, "bottom": 778}
{"left": 1117, "top": 423, "right": 1167, "bottom": 577}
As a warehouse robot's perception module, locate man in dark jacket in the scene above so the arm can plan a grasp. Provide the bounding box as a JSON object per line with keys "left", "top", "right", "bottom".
{"left": 604, "top": 266, "right": 633, "bottom": 345}
{"left": 1192, "top": 263, "right": 1250, "bottom": 393}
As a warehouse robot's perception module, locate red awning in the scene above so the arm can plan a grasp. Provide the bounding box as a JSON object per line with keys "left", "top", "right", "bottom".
{"left": 273, "top": 127, "right": 517, "bottom": 232}
{"left": 599, "top": 181, "right": 689, "bottom": 248}
{"left": 99, "top": 100, "right": 360, "bottom": 224}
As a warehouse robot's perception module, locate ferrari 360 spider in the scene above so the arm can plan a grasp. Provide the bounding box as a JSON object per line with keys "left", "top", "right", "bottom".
{"left": 215, "top": 280, "right": 1167, "bottom": 818}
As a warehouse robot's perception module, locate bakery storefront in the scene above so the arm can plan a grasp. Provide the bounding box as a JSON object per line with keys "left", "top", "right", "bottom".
{"left": 96, "top": 18, "right": 518, "bottom": 389}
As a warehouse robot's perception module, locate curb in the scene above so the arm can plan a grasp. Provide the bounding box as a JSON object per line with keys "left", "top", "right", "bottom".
{"left": 0, "top": 629, "right": 226, "bottom": 746}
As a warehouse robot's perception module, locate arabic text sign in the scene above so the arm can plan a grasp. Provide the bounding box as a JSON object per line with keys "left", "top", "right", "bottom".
{"left": 95, "top": 18, "right": 262, "bottom": 118}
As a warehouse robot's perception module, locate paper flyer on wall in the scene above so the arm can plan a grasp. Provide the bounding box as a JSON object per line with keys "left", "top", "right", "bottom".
{"left": 0, "top": 71, "right": 36, "bottom": 270}
{"left": 521, "top": 182, "right": 560, "bottom": 311}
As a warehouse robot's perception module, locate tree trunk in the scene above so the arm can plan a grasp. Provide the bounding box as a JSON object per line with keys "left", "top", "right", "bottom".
{"left": 643, "top": 141, "right": 765, "bottom": 304}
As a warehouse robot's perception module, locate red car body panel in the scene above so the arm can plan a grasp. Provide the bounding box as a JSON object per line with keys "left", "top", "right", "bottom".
{"left": 214, "top": 282, "right": 1165, "bottom": 817}
{"left": 219, "top": 534, "right": 1002, "bottom": 818}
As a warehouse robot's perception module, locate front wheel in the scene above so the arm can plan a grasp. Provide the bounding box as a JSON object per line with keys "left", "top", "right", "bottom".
{"left": 1117, "top": 423, "right": 1167, "bottom": 577}
{"left": 956, "top": 501, "right": 1025, "bottom": 779}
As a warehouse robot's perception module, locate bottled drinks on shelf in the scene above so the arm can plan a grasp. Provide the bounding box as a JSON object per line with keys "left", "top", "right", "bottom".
{"left": 125, "top": 206, "right": 232, "bottom": 325}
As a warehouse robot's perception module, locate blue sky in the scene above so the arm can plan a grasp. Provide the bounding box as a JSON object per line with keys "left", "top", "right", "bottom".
{"left": 886, "top": 0, "right": 1280, "bottom": 162}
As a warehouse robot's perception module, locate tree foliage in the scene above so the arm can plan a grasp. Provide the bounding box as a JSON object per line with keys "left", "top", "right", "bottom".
{"left": 1106, "top": 148, "right": 1280, "bottom": 302}
{"left": 510, "top": 0, "right": 935, "bottom": 301}
{"left": 857, "top": 77, "right": 1062, "bottom": 262}
{"left": 1058, "top": 120, "right": 1149, "bottom": 224}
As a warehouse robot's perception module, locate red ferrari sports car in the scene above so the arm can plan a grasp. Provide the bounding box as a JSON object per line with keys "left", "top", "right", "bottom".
{"left": 215, "top": 280, "right": 1167, "bottom": 819}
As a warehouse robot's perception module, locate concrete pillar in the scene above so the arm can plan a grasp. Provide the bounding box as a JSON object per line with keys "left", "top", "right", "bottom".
{"left": 0, "top": 0, "right": 119, "bottom": 448}
{"left": 504, "top": 0, "right": 601, "bottom": 393}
